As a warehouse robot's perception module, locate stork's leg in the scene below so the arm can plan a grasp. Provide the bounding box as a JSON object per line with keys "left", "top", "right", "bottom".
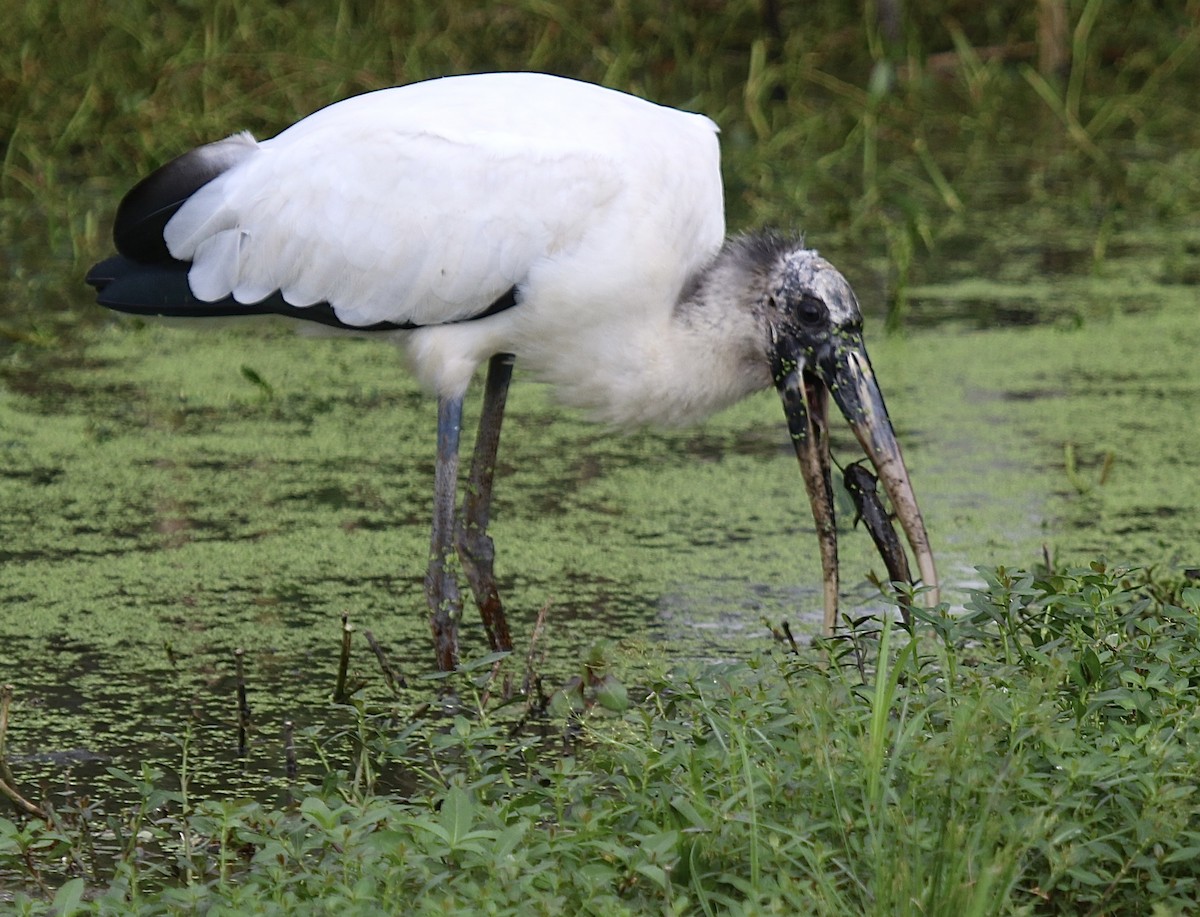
{"left": 427, "top": 395, "right": 464, "bottom": 671}
{"left": 457, "top": 353, "right": 515, "bottom": 653}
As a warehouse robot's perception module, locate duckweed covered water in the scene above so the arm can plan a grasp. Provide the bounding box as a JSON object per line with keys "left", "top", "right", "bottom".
{"left": 2, "top": 0, "right": 1199, "bottom": 814}
{"left": 2, "top": 229, "right": 1198, "bottom": 802}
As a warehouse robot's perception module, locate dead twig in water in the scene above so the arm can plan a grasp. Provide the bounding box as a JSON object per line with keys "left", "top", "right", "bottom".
{"left": 364, "top": 629, "right": 407, "bottom": 695}
{"left": 283, "top": 720, "right": 297, "bottom": 782}
{"left": 0, "top": 775, "right": 47, "bottom": 819}
{"left": 522, "top": 600, "right": 552, "bottom": 699}
{"left": 0, "top": 684, "right": 12, "bottom": 782}
{"left": 234, "top": 650, "right": 251, "bottom": 757}
{"left": 505, "top": 600, "right": 553, "bottom": 732}
{"left": 762, "top": 618, "right": 802, "bottom": 653}
{"left": 334, "top": 614, "right": 353, "bottom": 703}
{"left": 780, "top": 620, "right": 801, "bottom": 653}
{"left": 478, "top": 656, "right": 511, "bottom": 710}
{"left": 0, "top": 685, "right": 48, "bottom": 820}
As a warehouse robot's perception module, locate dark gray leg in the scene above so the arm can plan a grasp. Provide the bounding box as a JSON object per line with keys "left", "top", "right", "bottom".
{"left": 457, "top": 353, "right": 515, "bottom": 653}
{"left": 428, "top": 395, "right": 463, "bottom": 672}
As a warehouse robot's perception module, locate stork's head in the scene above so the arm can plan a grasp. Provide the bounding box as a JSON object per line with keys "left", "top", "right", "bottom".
{"left": 746, "top": 233, "right": 938, "bottom": 631}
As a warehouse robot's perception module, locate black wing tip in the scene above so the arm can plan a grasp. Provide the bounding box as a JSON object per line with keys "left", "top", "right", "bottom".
{"left": 113, "top": 133, "right": 256, "bottom": 262}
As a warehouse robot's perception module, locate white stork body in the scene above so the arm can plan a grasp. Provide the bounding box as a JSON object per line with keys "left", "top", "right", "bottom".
{"left": 88, "top": 73, "right": 937, "bottom": 670}
{"left": 165, "top": 73, "right": 733, "bottom": 424}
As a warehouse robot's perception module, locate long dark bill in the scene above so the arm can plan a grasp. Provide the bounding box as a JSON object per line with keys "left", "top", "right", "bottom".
{"left": 776, "top": 333, "right": 939, "bottom": 635}
{"left": 775, "top": 361, "right": 840, "bottom": 635}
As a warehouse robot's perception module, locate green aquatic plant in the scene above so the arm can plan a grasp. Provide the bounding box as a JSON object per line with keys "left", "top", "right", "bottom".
{"left": 2, "top": 565, "right": 1199, "bottom": 913}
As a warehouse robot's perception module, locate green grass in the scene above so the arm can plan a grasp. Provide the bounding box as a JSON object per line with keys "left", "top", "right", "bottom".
{"left": 3, "top": 564, "right": 1200, "bottom": 914}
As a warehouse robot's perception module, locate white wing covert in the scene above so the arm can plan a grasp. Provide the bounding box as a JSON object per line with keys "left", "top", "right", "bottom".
{"left": 165, "top": 88, "right": 634, "bottom": 328}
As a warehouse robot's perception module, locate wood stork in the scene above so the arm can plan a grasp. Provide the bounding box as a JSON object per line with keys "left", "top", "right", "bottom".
{"left": 86, "top": 72, "right": 937, "bottom": 671}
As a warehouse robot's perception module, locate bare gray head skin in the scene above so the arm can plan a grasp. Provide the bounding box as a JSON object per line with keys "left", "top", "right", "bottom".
{"left": 773, "top": 247, "right": 863, "bottom": 328}
{"left": 688, "top": 232, "right": 862, "bottom": 365}
{"left": 706, "top": 230, "right": 938, "bottom": 634}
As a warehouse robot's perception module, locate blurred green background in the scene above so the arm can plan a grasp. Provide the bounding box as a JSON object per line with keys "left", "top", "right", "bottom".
{"left": 3, "top": 0, "right": 1198, "bottom": 339}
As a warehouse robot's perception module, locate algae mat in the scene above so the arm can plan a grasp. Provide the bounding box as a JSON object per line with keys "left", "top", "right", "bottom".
{"left": 0, "top": 278, "right": 1197, "bottom": 795}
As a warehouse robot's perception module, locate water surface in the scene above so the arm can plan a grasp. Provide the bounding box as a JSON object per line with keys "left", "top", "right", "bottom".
{"left": 2, "top": 191, "right": 1198, "bottom": 807}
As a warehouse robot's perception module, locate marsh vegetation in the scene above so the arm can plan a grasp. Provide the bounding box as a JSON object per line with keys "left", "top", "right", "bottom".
{"left": 2, "top": 0, "right": 1199, "bottom": 911}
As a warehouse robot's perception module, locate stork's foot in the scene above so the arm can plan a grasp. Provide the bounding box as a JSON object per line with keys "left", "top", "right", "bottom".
{"left": 456, "top": 524, "right": 513, "bottom": 653}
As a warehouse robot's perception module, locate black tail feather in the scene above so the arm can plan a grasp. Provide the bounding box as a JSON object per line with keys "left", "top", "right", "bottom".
{"left": 87, "top": 254, "right": 230, "bottom": 315}
{"left": 85, "top": 255, "right": 415, "bottom": 331}
{"left": 86, "top": 255, "right": 520, "bottom": 332}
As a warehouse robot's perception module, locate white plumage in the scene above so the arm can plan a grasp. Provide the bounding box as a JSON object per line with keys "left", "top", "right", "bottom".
{"left": 164, "top": 74, "right": 726, "bottom": 422}
{"left": 88, "top": 72, "right": 937, "bottom": 669}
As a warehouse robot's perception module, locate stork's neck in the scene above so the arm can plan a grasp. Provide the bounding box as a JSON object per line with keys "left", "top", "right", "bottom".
{"left": 412, "top": 237, "right": 789, "bottom": 428}
{"left": 545, "top": 240, "right": 775, "bottom": 427}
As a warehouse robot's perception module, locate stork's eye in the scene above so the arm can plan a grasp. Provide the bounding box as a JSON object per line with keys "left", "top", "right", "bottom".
{"left": 797, "top": 295, "right": 828, "bottom": 326}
